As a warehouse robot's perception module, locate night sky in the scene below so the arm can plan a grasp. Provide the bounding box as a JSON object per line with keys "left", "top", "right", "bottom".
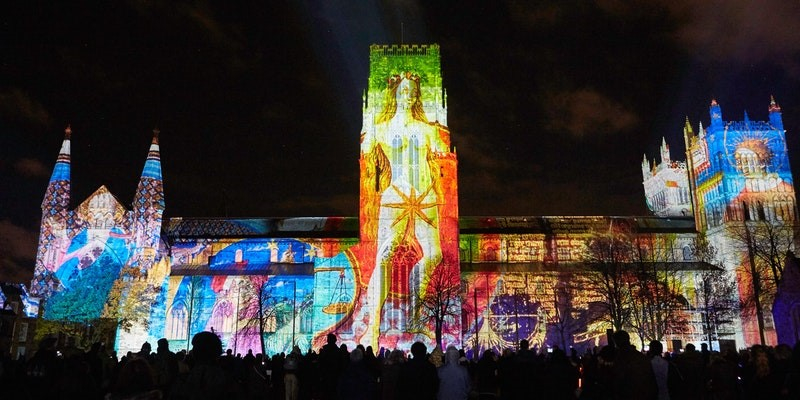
{"left": 3, "top": 1, "right": 800, "bottom": 282}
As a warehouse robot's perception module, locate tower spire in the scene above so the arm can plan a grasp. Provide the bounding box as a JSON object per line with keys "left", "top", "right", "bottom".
{"left": 769, "top": 95, "right": 784, "bottom": 130}
{"left": 41, "top": 125, "right": 72, "bottom": 213}
{"left": 132, "top": 128, "right": 165, "bottom": 249}
{"left": 660, "top": 137, "right": 670, "bottom": 163}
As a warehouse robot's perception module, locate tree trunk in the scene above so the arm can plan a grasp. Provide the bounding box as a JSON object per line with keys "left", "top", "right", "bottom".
{"left": 746, "top": 225, "right": 767, "bottom": 345}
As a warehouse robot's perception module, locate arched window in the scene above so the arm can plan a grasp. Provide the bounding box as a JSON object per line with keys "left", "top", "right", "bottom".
{"left": 392, "top": 135, "right": 402, "bottom": 166}
{"left": 210, "top": 300, "right": 234, "bottom": 334}
{"left": 682, "top": 246, "right": 693, "bottom": 261}
{"left": 167, "top": 301, "right": 188, "bottom": 340}
{"left": 410, "top": 135, "right": 419, "bottom": 188}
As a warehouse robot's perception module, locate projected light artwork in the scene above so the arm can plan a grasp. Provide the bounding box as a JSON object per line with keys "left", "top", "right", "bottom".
{"left": 32, "top": 129, "right": 166, "bottom": 331}
{"left": 31, "top": 44, "right": 797, "bottom": 355}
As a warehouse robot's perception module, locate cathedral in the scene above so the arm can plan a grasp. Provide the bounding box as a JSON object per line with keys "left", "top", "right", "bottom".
{"left": 28, "top": 44, "right": 798, "bottom": 356}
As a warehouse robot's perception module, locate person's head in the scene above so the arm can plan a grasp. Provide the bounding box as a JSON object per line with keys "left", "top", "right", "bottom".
{"left": 685, "top": 343, "right": 696, "bottom": 352}
{"left": 350, "top": 348, "right": 363, "bottom": 363}
{"left": 519, "top": 339, "right": 529, "bottom": 350}
{"left": 701, "top": 343, "right": 708, "bottom": 351}
{"left": 647, "top": 341, "right": 663, "bottom": 357}
{"left": 388, "top": 349, "right": 405, "bottom": 364}
{"left": 410, "top": 342, "right": 427, "bottom": 359}
{"left": 191, "top": 331, "right": 222, "bottom": 364}
{"left": 445, "top": 346, "right": 460, "bottom": 365}
{"left": 327, "top": 333, "right": 337, "bottom": 345}
{"left": 612, "top": 330, "right": 631, "bottom": 349}
{"left": 139, "top": 342, "right": 152, "bottom": 354}
{"left": 114, "top": 357, "right": 155, "bottom": 394}
{"left": 157, "top": 338, "right": 169, "bottom": 352}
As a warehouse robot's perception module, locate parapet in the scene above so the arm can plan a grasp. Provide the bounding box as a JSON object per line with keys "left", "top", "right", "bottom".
{"left": 370, "top": 44, "right": 439, "bottom": 57}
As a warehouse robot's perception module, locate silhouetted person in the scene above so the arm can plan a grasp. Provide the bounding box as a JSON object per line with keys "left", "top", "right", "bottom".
{"left": 647, "top": 340, "right": 672, "bottom": 400}
{"left": 153, "top": 338, "right": 179, "bottom": 393}
{"left": 476, "top": 350, "right": 498, "bottom": 399}
{"left": 674, "top": 343, "right": 705, "bottom": 400}
{"left": 380, "top": 349, "right": 405, "bottom": 400}
{"left": 338, "top": 348, "right": 378, "bottom": 400}
{"left": 285, "top": 346, "right": 302, "bottom": 400}
{"left": 612, "top": 330, "right": 657, "bottom": 400}
{"left": 398, "top": 342, "right": 438, "bottom": 400}
{"left": 318, "top": 333, "right": 343, "bottom": 400}
{"left": 171, "top": 331, "right": 236, "bottom": 400}
{"left": 437, "top": 346, "right": 471, "bottom": 400}
{"left": 106, "top": 357, "right": 160, "bottom": 400}
{"left": 706, "top": 351, "right": 739, "bottom": 400}
{"left": 545, "top": 348, "right": 578, "bottom": 400}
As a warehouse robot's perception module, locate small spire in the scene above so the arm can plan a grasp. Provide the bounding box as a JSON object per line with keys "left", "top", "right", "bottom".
{"left": 769, "top": 95, "right": 781, "bottom": 113}
{"left": 64, "top": 124, "right": 72, "bottom": 139}
{"left": 152, "top": 127, "right": 160, "bottom": 144}
{"left": 710, "top": 99, "right": 718, "bottom": 106}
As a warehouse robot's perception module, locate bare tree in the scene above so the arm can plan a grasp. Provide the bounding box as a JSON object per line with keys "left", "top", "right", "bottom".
{"left": 411, "top": 262, "right": 461, "bottom": 349}
{"left": 692, "top": 232, "right": 740, "bottom": 348}
{"left": 627, "top": 236, "right": 690, "bottom": 346}
{"left": 546, "top": 275, "right": 585, "bottom": 350}
{"left": 583, "top": 232, "right": 635, "bottom": 331}
{"left": 696, "top": 268, "right": 740, "bottom": 348}
{"left": 726, "top": 219, "right": 797, "bottom": 344}
{"left": 238, "top": 277, "right": 284, "bottom": 356}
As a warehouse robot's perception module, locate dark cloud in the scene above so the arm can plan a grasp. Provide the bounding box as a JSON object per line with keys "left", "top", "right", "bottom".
{"left": 0, "top": 220, "right": 37, "bottom": 282}
{"left": 13, "top": 158, "right": 50, "bottom": 178}
{"left": 547, "top": 89, "right": 640, "bottom": 137}
{"left": 0, "top": 221, "right": 36, "bottom": 260}
{"left": 673, "top": 1, "right": 800, "bottom": 68}
{"left": 0, "top": 89, "right": 51, "bottom": 127}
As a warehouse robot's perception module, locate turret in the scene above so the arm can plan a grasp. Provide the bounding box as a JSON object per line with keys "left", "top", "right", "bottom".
{"left": 660, "top": 137, "right": 670, "bottom": 164}
{"left": 642, "top": 154, "right": 651, "bottom": 180}
{"left": 682, "top": 117, "right": 693, "bottom": 153}
{"left": 41, "top": 126, "right": 72, "bottom": 215}
{"left": 710, "top": 99, "right": 723, "bottom": 130}
{"left": 769, "top": 95, "right": 784, "bottom": 130}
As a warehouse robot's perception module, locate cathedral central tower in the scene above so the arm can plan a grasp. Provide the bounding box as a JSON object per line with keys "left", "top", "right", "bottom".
{"left": 314, "top": 44, "right": 460, "bottom": 350}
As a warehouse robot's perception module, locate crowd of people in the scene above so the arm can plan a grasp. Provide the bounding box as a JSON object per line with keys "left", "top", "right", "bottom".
{"left": 1, "top": 330, "right": 799, "bottom": 399}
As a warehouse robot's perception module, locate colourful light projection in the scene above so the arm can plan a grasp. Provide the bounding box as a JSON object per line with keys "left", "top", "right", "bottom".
{"left": 311, "top": 44, "right": 460, "bottom": 351}
{"left": 685, "top": 98, "right": 797, "bottom": 346}
{"left": 32, "top": 130, "right": 166, "bottom": 336}
{"left": 35, "top": 46, "right": 795, "bottom": 355}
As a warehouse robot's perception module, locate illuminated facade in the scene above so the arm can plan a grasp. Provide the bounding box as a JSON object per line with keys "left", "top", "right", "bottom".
{"left": 642, "top": 137, "right": 693, "bottom": 217}
{"left": 31, "top": 45, "right": 797, "bottom": 355}
{"left": 682, "top": 98, "right": 797, "bottom": 346}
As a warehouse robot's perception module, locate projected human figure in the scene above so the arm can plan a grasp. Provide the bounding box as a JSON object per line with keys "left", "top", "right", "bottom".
{"left": 353, "top": 70, "right": 448, "bottom": 348}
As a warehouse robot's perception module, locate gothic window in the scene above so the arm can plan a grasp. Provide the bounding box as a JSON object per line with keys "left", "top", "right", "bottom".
{"left": 682, "top": 246, "right": 692, "bottom": 261}
{"left": 210, "top": 300, "right": 234, "bottom": 334}
{"left": 410, "top": 135, "right": 420, "bottom": 188}
{"left": 265, "top": 314, "right": 277, "bottom": 333}
{"left": 735, "top": 148, "right": 765, "bottom": 175}
{"left": 392, "top": 135, "right": 402, "bottom": 166}
{"left": 743, "top": 201, "right": 751, "bottom": 221}
{"left": 167, "top": 302, "right": 188, "bottom": 340}
{"left": 300, "top": 308, "right": 312, "bottom": 333}
{"left": 757, "top": 202, "right": 766, "bottom": 220}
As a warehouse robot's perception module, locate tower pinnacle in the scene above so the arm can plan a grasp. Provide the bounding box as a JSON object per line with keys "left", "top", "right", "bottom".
{"left": 41, "top": 126, "right": 72, "bottom": 212}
